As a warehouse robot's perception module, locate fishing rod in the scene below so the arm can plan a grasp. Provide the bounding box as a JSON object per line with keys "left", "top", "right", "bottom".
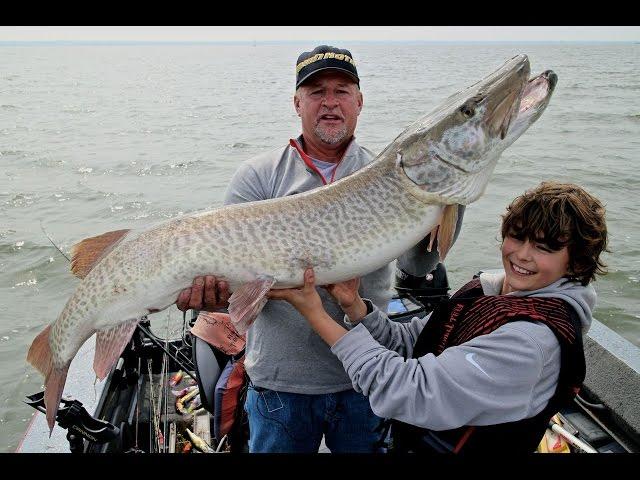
{"left": 573, "top": 395, "right": 635, "bottom": 453}
{"left": 136, "top": 322, "right": 195, "bottom": 374}
{"left": 548, "top": 420, "right": 597, "bottom": 453}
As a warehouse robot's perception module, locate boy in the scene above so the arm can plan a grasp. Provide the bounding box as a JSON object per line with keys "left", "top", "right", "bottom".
{"left": 268, "top": 181, "right": 609, "bottom": 453}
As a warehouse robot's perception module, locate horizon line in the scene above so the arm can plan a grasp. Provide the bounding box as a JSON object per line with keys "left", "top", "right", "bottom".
{"left": 1, "top": 39, "right": 638, "bottom": 45}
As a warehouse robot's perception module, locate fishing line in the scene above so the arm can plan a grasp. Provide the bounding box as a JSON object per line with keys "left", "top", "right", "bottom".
{"left": 40, "top": 221, "right": 71, "bottom": 262}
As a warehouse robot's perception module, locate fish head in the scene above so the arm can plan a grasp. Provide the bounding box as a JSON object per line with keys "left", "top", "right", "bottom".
{"left": 392, "top": 54, "right": 554, "bottom": 205}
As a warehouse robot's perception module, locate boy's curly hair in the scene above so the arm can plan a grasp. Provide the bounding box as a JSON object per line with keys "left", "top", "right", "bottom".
{"left": 501, "top": 182, "right": 609, "bottom": 286}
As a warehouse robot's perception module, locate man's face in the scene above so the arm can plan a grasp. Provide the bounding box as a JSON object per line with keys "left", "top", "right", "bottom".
{"left": 294, "top": 70, "right": 363, "bottom": 147}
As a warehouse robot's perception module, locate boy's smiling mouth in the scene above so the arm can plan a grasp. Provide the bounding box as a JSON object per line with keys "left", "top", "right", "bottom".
{"left": 511, "top": 261, "right": 535, "bottom": 276}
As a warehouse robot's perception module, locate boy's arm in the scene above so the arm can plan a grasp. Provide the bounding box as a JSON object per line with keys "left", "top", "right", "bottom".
{"left": 332, "top": 321, "right": 553, "bottom": 430}
{"left": 357, "top": 300, "right": 429, "bottom": 357}
{"left": 269, "top": 268, "right": 427, "bottom": 357}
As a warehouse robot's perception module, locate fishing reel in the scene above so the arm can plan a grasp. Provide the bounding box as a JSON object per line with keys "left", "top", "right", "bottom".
{"left": 24, "top": 391, "right": 120, "bottom": 453}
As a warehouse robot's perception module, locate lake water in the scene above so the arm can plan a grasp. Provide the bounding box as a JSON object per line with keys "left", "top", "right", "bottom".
{"left": 1, "top": 42, "right": 638, "bottom": 451}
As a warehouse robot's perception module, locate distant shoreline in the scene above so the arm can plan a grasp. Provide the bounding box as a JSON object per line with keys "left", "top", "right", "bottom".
{"left": 0, "top": 40, "right": 637, "bottom": 46}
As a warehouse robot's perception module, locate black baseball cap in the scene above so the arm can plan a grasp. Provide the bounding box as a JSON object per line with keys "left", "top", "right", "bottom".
{"left": 295, "top": 45, "right": 360, "bottom": 89}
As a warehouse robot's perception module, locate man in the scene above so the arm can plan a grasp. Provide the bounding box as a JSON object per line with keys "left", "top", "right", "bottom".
{"left": 176, "top": 45, "right": 465, "bottom": 452}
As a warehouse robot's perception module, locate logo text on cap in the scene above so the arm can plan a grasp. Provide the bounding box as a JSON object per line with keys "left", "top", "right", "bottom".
{"left": 296, "top": 53, "right": 357, "bottom": 73}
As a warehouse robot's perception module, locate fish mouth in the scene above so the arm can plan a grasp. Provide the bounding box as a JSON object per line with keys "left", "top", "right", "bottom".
{"left": 474, "top": 67, "right": 556, "bottom": 154}
{"left": 501, "top": 69, "right": 557, "bottom": 144}
{"left": 518, "top": 70, "right": 556, "bottom": 114}
{"left": 486, "top": 68, "right": 557, "bottom": 142}
{"left": 481, "top": 56, "right": 531, "bottom": 141}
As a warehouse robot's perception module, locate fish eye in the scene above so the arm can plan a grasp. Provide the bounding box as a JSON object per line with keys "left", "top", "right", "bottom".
{"left": 460, "top": 104, "right": 475, "bottom": 118}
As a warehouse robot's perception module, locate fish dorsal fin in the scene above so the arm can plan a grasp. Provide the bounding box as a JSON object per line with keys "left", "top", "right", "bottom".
{"left": 70, "top": 229, "right": 130, "bottom": 279}
{"left": 93, "top": 319, "right": 139, "bottom": 380}
{"left": 228, "top": 276, "right": 277, "bottom": 335}
{"left": 436, "top": 204, "right": 459, "bottom": 262}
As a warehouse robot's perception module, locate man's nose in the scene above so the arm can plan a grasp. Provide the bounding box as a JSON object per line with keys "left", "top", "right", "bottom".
{"left": 321, "top": 92, "right": 339, "bottom": 107}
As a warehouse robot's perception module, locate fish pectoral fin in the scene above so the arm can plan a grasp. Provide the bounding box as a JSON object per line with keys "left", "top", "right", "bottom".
{"left": 70, "top": 229, "right": 131, "bottom": 279}
{"left": 93, "top": 319, "right": 140, "bottom": 380}
{"left": 228, "top": 276, "right": 277, "bottom": 336}
{"left": 426, "top": 207, "right": 446, "bottom": 253}
{"left": 436, "top": 204, "right": 459, "bottom": 262}
{"left": 426, "top": 225, "right": 439, "bottom": 252}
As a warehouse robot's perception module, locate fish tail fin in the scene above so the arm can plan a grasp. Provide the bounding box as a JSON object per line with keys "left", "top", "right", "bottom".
{"left": 44, "top": 365, "right": 70, "bottom": 436}
{"left": 93, "top": 319, "right": 139, "bottom": 380}
{"left": 26, "top": 325, "right": 70, "bottom": 435}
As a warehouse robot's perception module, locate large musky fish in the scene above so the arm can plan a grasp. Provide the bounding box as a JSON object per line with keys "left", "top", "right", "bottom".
{"left": 28, "top": 54, "right": 557, "bottom": 432}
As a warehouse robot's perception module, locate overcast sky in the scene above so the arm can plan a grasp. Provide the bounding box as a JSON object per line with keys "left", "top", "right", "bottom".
{"left": 1, "top": 26, "right": 638, "bottom": 42}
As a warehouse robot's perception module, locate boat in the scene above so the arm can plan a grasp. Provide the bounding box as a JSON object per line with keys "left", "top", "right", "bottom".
{"left": 16, "top": 264, "right": 640, "bottom": 454}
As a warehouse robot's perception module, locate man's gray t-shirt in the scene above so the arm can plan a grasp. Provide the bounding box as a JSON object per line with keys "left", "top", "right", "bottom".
{"left": 223, "top": 136, "right": 456, "bottom": 393}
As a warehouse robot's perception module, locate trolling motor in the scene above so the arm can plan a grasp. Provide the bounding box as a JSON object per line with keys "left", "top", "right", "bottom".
{"left": 394, "top": 262, "right": 451, "bottom": 314}
{"left": 24, "top": 391, "right": 120, "bottom": 453}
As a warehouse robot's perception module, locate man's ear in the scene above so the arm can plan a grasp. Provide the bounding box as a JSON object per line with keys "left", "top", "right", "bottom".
{"left": 294, "top": 92, "right": 301, "bottom": 116}
{"left": 357, "top": 91, "right": 363, "bottom": 115}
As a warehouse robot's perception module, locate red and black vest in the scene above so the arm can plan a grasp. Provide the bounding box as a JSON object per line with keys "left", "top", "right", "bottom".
{"left": 391, "top": 278, "right": 585, "bottom": 454}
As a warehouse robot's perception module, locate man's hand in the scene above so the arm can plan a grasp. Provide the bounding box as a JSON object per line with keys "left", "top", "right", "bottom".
{"left": 176, "top": 275, "right": 230, "bottom": 312}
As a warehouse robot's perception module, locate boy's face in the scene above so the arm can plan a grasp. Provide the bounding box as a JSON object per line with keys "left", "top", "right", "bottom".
{"left": 501, "top": 235, "right": 570, "bottom": 294}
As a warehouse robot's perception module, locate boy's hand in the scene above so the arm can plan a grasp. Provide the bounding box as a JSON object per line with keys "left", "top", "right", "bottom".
{"left": 268, "top": 267, "right": 350, "bottom": 346}
{"left": 267, "top": 267, "right": 323, "bottom": 319}
{"left": 325, "top": 277, "right": 360, "bottom": 309}
{"left": 325, "top": 277, "right": 368, "bottom": 323}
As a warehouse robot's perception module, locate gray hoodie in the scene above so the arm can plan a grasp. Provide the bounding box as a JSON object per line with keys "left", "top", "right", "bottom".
{"left": 331, "top": 271, "right": 595, "bottom": 430}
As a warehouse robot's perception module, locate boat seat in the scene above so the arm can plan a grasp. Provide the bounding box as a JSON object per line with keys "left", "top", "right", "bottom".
{"left": 191, "top": 335, "right": 229, "bottom": 415}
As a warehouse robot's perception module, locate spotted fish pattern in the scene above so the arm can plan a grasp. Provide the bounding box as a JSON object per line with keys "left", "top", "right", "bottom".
{"left": 27, "top": 54, "right": 558, "bottom": 434}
